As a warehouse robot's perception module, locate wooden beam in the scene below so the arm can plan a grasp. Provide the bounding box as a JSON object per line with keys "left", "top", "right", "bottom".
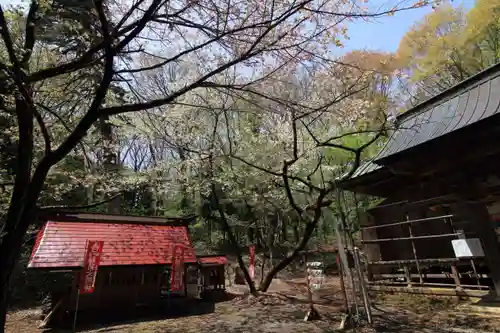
{"left": 368, "top": 285, "right": 490, "bottom": 298}
{"left": 369, "top": 281, "right": 491, "bottom": 289}
{"left": 361, "top": 214, "right": 454, "bottom": 230}
{"left": 38, "top": 298, "right": 63, "bottom": 329}
{"left": 369, "top": 258, "right": 459, "bottom": 266}
{"left": 362, "top": 233, "right": 460, "bottom": 243}
{"left": 373, "top": 273, "right": 491, "bottom": 279}
{"left": 38, "top": 211, "right": 196, "bottom": 225}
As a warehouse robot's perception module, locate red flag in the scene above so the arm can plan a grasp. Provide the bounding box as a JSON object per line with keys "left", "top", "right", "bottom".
{"left": 80, "top": 240, "right": 104, "bottom": 294}
{"left": 170, "top": 245, "right": 185, "bottom": 292}
{"left": 249, "top": 244, "right": 255, "bottom": 280}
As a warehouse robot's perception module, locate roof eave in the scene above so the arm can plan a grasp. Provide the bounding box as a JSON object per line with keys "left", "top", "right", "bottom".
{"left": 395, "top": 62, "right": 500, "bottom": 124}
{"left": 38, "top": 211, "right": 197, "bottom": 226}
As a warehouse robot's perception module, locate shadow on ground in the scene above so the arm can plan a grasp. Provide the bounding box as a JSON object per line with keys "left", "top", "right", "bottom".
{"left": 45, "top": 294, "right": 236, "bottom": 333}
{"left": 369, "top": 296, "right": 500, "bottom": 333}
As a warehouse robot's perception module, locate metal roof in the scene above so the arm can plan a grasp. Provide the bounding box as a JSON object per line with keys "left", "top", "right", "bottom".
{"left": 28, "top": 221, "right": 197, "bottom": 269}
{"left": 38, "top": 211, "right": 196, "bottom": 225}
{"left": 344, "top": 62, "right": 500, "bottom": 184}
{"left": 349, "top": 160, "right": 383, "bottom": 179}
{"left": 376, "top": 63, "right": 500, "bottom": 163}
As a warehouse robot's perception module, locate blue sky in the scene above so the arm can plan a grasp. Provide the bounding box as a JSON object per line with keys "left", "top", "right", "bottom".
{"left": 342, "top": 0, "right": 475, "bottom": 53}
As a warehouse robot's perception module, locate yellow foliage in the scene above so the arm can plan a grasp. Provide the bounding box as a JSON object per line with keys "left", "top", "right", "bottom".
{"left": 396, "top": 0, "right": 500, "bottom": 103}
{"left": 465, "top": 0, "right": 500, "bottom": 63}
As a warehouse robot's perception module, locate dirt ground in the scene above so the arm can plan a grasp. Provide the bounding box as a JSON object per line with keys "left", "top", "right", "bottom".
{"left": 6, "top": 277, "right": 500, "bottom": 333}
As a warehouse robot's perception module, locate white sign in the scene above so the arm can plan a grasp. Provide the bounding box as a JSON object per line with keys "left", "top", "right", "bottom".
{"left": 306, "top": 261, "right": 324, "bottom": 291}
{"left": 451, "top": 238, "right": 485, "bottom": 258}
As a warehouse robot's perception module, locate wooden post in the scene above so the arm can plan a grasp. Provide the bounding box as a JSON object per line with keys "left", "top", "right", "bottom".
{"left": 470, "top": 259, "right": 482, "bottom": 287}
{"left": 304, "top": 260, "right": 321, "bottom": 321}
{"left": 72, "top": 288, "right": 80, "bottom": 332}
{"left": 337, "top": 254, "right": 349, "bottom": 312}
{"left": 447, "top": 216, "right": 462, "bottom": 290}
{"left": 38, "top": 299, "right": 63, "bottom": 329}
{"left": 404, "top": 266, "right": 412, "bottom": 288}
{"left": 450, "top": 265, "right": 462, "bottom": 290}
{"left": 407, "top": 215, "right": 423, "bottom": 284}
{"left": 353, "top": 247, "right": 373, "bottom": 325}
{"left": 335, "top": 221, "right": 359, "bottom": 318}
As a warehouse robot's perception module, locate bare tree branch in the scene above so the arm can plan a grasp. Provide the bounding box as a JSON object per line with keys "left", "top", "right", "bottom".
{"left": 33, "top": 108, "right": 51, "bottom": 155}
{"left": 38, "top": 191, "right": 124, "bottom": 211}
{"left": 21, "top": 1, "right": 39, "bottom": 67}
{"left": 0, "top": 6, "right": 21, "bottom": 69}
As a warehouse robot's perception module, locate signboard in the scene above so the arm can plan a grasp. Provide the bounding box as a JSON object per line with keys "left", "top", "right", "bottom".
{"left": 79, "top": 240, "right": 104, "bottom": 294}
{"left": 170, "top": 245, "right": 185, "bottom": 292}
{"left": 304, "top": 261, "right": 323, "bottom": 321}
{"left": 306, "top": 261, "right": 324, "bottom": 291}
{"left": 249, "top": 244, "right": 255, "bottom": 280}
{"left": 451, "top": 238, "right": 485, "bottom": 258}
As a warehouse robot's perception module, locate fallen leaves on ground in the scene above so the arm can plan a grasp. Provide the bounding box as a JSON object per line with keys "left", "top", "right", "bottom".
{"left": 5, "top": 277, "right": 500, "bottom": 333}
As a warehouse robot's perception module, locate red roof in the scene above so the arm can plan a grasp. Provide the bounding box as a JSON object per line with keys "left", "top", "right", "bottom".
{"left": 28, "top": 221, "right": 197, "bottom": 268}
{"left": 198, "top": 256, "right": 228, "bottom": 266}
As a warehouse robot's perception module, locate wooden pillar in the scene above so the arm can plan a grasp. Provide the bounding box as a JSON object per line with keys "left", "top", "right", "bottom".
{"left": 450, "top": 265, "right": 462, "bottom": 290}
{"left": 454, "top": 199, "right": 500, "bottom": 296}
{"left": 404, "top": 266, "right": 412, "bottom": 288}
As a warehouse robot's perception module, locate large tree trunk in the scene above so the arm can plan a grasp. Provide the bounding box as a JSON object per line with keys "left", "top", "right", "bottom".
{"left": 0, "top": 169, "right": 49, "bottom": 332}
{"left": 99, "top": 115, "right": 121, "bottom": 214}
{"left": 258, "top": 219, "right": 318, "bottom": 292}
{"left": 211, "top": 185, "right": 257, "bottom": 295}
{"left": 149, "top": 185, "right": 158, "bottom": 215}
{"left": 0, "top": 97, "right": 37, "bottom": 332}
{"left": 0, "top": 220, "right": 28, "bottom": 331}
{"left": 0, "top": 271, "right": 7, "bottom": 331}
{"left": 0, "top": 188, "right": 45, "bottom": 332}
{"left": 281, "top": 218, "right": 287, "bottom": 242}
{"left": 0, "top": 217, "right": 32, "bottom": 330}
{"left": 177, "top": 148, "right": 189, "bottom": 213}
{"left": 293, "top": 223, "right": 300, "bottom": 244}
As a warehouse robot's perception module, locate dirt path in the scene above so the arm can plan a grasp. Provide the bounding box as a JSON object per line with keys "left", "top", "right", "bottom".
{"left": 6, "top": 277, "right": 500, "bottom": 333}
{"left": 6, "top": 295, "right": 343, "bottom": 333}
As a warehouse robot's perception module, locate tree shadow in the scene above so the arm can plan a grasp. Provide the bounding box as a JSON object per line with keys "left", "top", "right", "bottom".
{"left": 43, "top": 298, "right": 219, "bottom": 332}
{"left": 371, "top": 312, "right": 454, "bottom": 333}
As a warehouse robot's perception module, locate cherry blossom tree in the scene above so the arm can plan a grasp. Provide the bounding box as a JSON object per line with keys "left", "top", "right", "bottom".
{"left": 0, "top": 0, "right": 430, "bottom": 327}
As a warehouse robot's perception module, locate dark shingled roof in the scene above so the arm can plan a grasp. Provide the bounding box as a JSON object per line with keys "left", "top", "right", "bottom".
{"left": 345, "top": 62, "right": 500, "bottom": 182}
{"left": 377, "top": 63, "right": 500, "bottom": 163}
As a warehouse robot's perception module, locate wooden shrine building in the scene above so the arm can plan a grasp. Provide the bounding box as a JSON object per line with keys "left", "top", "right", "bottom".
{"left": 28, "top": 212, "right": 207, "bottom": 323}
{"left": 339, "top": 63, "right": 500, "bottom": 297}
{"left": 197, "top": 255, "right": 228, "bottom": 298}
{"left": 198, "top": 255, "right": 228, "bottom": 291}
